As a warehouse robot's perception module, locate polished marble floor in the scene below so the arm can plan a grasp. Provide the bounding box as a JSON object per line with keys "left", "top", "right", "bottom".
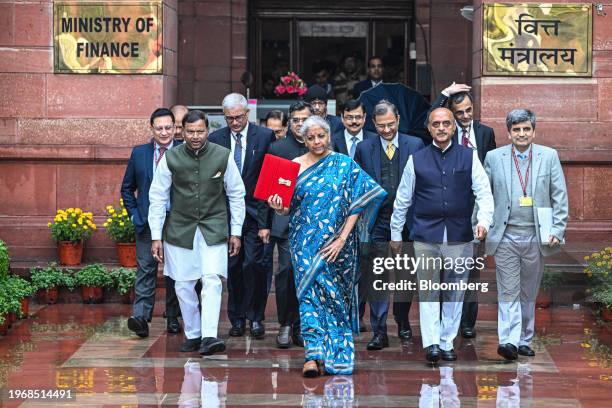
{"left": 0, "top": 295, "right": 610, "bottom": 407}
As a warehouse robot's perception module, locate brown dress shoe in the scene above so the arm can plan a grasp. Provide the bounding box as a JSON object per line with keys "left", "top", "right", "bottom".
{"left": 302, "top": 360, "right": 320, "bottom": 378}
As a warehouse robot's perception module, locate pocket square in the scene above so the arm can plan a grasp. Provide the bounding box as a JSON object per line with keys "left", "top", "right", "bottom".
{"left": 211, "top": 171, "right": 222, "bottom": 179}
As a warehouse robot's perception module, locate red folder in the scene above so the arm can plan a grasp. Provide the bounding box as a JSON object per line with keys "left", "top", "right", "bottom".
{"left": 254, "top": 154, "right": 300, "bottom": 207}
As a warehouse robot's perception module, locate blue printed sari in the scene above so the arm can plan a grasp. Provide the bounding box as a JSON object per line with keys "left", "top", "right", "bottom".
{"left": 289, "top": 152, "right": 386, "bottom": 374}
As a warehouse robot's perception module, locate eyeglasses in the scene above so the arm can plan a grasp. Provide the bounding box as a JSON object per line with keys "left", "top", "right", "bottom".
{"left": 224, "top": 113, "right": 247, "bottom": 122}
{"left": 344, "top": 115, "right": 364, "bottom": 121}
{"left": 291, "top": 117, "right": 307, "bottom": 124}
{"left": 374, "top": 122, "right": 397, "bottom": 131}
{"left": 184, "top": 130, "right": 207, "bottom": 136}
{"left": 153, "top": 125, "right": 175, "bottom": 133}
{"left": 430, "top": 121, "right": 453, "bottom": 128}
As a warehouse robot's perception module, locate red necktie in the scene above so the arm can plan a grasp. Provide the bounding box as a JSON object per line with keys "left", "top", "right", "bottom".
{"left": 461, "top": 128, "right": 470, "bottom": 147}
{"left": 156, "top": 147, "right": 167, "bottom": 167}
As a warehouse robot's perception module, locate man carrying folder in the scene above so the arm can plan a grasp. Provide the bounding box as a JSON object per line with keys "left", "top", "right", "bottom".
{"left": 484, "top": 108, "right": 568, "bottom": 360}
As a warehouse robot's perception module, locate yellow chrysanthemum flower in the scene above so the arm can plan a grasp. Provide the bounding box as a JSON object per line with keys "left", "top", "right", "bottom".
{"left": 75, "top": 208, "right": 82, "bottom": 214}
{"left": 113, "top": 213, "right": 117, "bottom": 218}
{"left": 121, "top": 209, "right": 127, "bottom": 216}
{"left": 67, "top": 207, "right": 74, "bottom": 213}
{"left": 47, "top": 222, "right": 52, "bottom": 227}
{"left": 92, "top": 224, "right": 97, "bottom": 230}
{"left": 83, "top": 225, "right": 88, "bottom": 230}
{"left": 78, "top": 218, "right": 83, "bottom": 225}
{"left": 62, "top": 215, "right": 67, "bottom": 221}
{"left": 109, "top": 207, "right": 115, "bottom": 214}
{"left": 71, "top": 223, "right": 77, "bottom": 228}
{"left": 119, "top": 222, "right": 124, "bottom": 226}
{"left": 584, "top": 256, "right": 590, "bottom": 261}
{"left": 103, "top": 222, "right": 108, "bottom": 227}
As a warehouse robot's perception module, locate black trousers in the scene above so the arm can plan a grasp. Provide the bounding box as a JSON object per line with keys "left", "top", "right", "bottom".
{"left": 272, "top": 237, "right": 299, "bottom": 327}
{"left": 227, "top": 214, "right": 268, "bottom": 324}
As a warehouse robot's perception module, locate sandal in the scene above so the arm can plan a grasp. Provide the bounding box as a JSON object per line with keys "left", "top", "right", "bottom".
{"left": 302, "top": 360, "right": 320, "bottom": 378}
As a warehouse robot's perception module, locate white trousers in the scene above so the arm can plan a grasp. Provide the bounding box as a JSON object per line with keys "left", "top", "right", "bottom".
{"left": 414, "top": 241, "right": 472, "bottom": 351}
{"left": 418, "top": 367, "right": 460, "bottom": 408}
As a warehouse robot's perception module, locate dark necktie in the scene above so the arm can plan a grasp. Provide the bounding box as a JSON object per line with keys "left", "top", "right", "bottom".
{"left": 461, "top": 128, "right": 470, "bottom": 147}
{"left": 233, "top": 133, "right": 242, "bottom": 172}
{"left": 155, "top": 146, "right": 167, "bottom": 167}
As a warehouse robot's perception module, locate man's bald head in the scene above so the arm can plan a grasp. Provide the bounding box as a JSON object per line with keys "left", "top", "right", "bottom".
{"left": 170, "top": 105, "right": 189, "bottom": 140}
{"left": 427, "top": 107, "right": 454, "bottom": 124}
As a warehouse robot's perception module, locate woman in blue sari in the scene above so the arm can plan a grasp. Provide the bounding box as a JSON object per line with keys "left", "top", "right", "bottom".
{"left": 268, "top": 115, "right": 386, "bottom": 377}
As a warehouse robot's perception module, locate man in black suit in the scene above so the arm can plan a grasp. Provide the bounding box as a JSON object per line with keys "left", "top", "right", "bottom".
{"left": 331, "top": 99, "right": 377, "bottom": 159}
{"left": 304, "top": 85, "right": 344, "bottom": 134}
{"left": 352, "top": 56, "right": 384, "bottom": 98}
{"left": 432, "top": 83, "right": 496, "bottom": 338}
{"left": 122, "top": 108, "right": 182, "bottom": 338}
{"left": 266, "top": 101, "right": 312, "bottom": 348}
{"left": 209, "top": 93, "right": 275, "bottom": 339}
{"left": 354, "top": 100, "right": 425, "bottom": 350}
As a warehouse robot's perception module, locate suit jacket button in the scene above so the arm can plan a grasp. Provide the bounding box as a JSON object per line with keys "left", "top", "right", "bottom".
{"left": 507, "top": 206, "right": 510, "bottom": 209}
{"left": 503, "top": 221, "right": 507, "bottom": 225}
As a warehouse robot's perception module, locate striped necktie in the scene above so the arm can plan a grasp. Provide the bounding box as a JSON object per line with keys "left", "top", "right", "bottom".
{"left": 233, "top": 133, "right": 243, "bottom": 172}
{"left": 386, "top": 143, "right": 395, "bottom": 160}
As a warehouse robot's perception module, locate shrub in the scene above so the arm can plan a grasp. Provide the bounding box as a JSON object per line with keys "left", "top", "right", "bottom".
{"left": 584, "top": 247, "right": 612, "bottom": 289}
{"left": 0, "top": 240, "right": 9, "bottom": 281}
{"left": 6, "top": 276, "right": 35, "bottom": 299}
{"left": 110, "top": 267, "right": 136, "bottom": 295}
{"left": 30, "top": 265, "right": 66, "bottom": 290}
{"left": 0, "top": 279, "right": 23, "bottom": 317}
{"left": 592, "top": 285, "right": 612, "bottom": 308}
{"left": 48, "top": 208, "right": 97, "bottom": 243}
{"left": 75, "top": 264, "right": 113, "bottom": 288}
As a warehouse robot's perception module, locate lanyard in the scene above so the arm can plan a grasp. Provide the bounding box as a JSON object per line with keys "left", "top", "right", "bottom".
{"left": 511, "top": 146, "right": 532, "bottom": 197}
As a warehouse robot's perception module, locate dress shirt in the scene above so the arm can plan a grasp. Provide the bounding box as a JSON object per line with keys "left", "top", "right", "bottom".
{"left": 148, "top": 147, "right": 246, "bottom": 241}
{"left": 153, "top": 142, "right": 174, "bottom": 174}
{"left": 514, "top": 144, "right": 532, "bottom": 161}
{"left": 390, "top": 141, "right": 494, "bottom": 242}
{"left": 230, "top": 122, "right": 249, "bottom": 172}
{"left": 344, "top": 129, "right": 363, "bottom": 158}
{"left": 457, "top": 120, "right": 476, "bottom": 151}
{"left": 371, "top": 80, "right": 383, "bottom": 88}
{"left": 379, "top": 133, "right": 399, "bottom": 153}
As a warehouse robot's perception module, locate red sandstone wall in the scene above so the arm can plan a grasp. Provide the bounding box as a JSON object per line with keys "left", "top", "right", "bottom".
{"left": 0, "top": 0, "right": 179, "bottom": 262}
{"left": 472, "top": 1, "right": 612, "bottom": 244}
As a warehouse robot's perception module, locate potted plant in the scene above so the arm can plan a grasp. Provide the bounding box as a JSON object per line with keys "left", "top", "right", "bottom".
{"left": 75, "top": 264, "right": 113, "bottom": 304}
{"left": 0, "top": 279, "right": 22, "bottom": 331}
{"left": 592, "top": 285, "right": 612, "bottom": 322}
{"left": 537, "top": 270, "right": 565, "bottom": 309}
{"left": 48, "top": 208, "right": 97, "bottom": 265}
{"left": 6, "top": 276, "right": 35, "bottom": 318}
{"left": 57, "top": 269, "right": 81, "bottom": 303}
{"left": 104, "top": 200, "right": 136, "bottom": 267}
{"left": 0, "top": 239, "right": 9, "bottom": 281}
{"left": 111, "top": 267, "right": 136, "bottom": 304}
{"left": 31, "top": 264, "right": 65, "bottom": 304}
{"left": 584, "top": 247, "right": 612, "bottom": 288}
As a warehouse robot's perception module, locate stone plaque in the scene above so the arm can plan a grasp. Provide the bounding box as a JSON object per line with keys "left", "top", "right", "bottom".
{"left": 53, "top": 1, "right": 163, "bottom": 74}
{"left": 483, "top": 3, "right": 592, "bottom": 76}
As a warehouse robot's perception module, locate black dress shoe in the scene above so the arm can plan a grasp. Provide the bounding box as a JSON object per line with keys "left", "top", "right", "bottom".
{"left": 367, "top": 333, "right": 390, "bottom": 350}
{"left": 228, "top": 322, "right": 245, "bottom": 337}
{"left": 359, "top": 318, "right": 367, "bottom": 332}
{"left": 127, "top": 316, "right": 149, "bottom": 338}
{"left": 461, "top": 327, "right": 476, "bottom": 338}
{"left": 250, "top": 321, "right": 265, "bottom": 339}
{"left": 441, "top": 349, "right": 457, "bottom": 361}
{"left": 276, "top": 325, "right": 292, "bottom": 349}
{"left": 426, "top": 344, "right": 441, "bottom": 363}
{"left": 199, "top": 337, "right": 226, "bottom": 355}
{"left": 180, "top": 338, "right": 202, "bottom": 352}
{"left": 518, "top": 345, "right": 535, "bottom": 357}
{"left": 397, "top": 322, "right": 412, "bottom": 342}
{"left": 497, "top": 343, "right": 518, "bottom": 360}
{"left": 292, "top": 326, "right": 304, "bottom": 347}
{"left": 167, "top": 317, "right": 180, "bottom": 334}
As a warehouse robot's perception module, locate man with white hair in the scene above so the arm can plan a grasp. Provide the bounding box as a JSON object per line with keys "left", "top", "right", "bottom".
{"left": 209, "top": 93, "right": 276, "bottom": 339}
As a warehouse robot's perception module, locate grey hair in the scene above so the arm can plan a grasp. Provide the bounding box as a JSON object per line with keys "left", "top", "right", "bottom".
{"left": 222, "top": 93, "right": 248, "bottom": 110}
{"left": 506, "top": 108, "right": 536, "bottom": 131}
{"left": 300, "top": 115, "right": 330, "bottom": 137}
{"left": 372, "top": 99, "right": 399, "bottom": 120}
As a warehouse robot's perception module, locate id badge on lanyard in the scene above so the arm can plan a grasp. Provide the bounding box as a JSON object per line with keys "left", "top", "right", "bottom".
{"left": 512, "top": 147, "right": 533, "bottom": 207}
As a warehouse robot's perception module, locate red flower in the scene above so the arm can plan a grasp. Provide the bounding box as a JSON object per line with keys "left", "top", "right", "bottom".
{"left": 281, "top": 76, "right": 291, "bottom": 85}
{"left": 286, "top": 85, "right": 296, "bottom": 94}
{"left": 275, "top": 85, "right": 286, "bottom": 95}
{"left": 298, "top": 87, "right": 307, "bottom": 95}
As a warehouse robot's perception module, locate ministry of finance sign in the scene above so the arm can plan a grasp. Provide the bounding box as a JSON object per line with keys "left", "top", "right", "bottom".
{"left": 483, "top": 3, "right": 592, "bottom": 76}
{"left": 53, "top": 1, "right": 162, "bottom": 74}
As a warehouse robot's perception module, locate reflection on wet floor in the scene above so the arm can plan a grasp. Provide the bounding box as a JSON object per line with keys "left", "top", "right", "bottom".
{"left": 0, "top": 301, "right": 610, "bottom": 407}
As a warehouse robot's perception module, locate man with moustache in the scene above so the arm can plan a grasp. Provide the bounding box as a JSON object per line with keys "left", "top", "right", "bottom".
{"left": 352, "top": 56, "right": 384, "bottom": 97}
{"left": 266, "top": 101, "right": 312, "bottom": 348}
{"left": 265, "top": 110, "right": 288, "bottom": 140}
{"left": 170, "top": 105, "right": 189, "bottom": 143}
{"left": 354, "top": 100, "right": 425, "bottom": 349}
{"left": 390, "top": 108, "right": 493, "bottom": 362}
{"left": 148, "top": 110, "right": 246, "bottom": 355}
{"left": 209, "top": 93, "right": 275, "bottom": 339}
{"left": 304, "top": 85, "right": 344, "bottom": 134}
{"left": 485, "top": 109, "right": 568, "bottom": 360}
{"left": 122, "top": 108, "right": 182, "bottom": 338}
{"left": 331, "top": 99, "right": 377, "bottom": 159}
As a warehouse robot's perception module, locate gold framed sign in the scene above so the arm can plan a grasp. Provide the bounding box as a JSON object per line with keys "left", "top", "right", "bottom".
{"left": 53, "top": 1, "right": 163, "bottom": 74}
{"left": 483, "top": 3, "right": 592, "bottom": 76}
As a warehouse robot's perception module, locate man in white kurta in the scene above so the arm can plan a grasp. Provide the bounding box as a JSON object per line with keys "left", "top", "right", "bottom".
{"left": 149, "top": 110, "right": 245, "bottom": 355}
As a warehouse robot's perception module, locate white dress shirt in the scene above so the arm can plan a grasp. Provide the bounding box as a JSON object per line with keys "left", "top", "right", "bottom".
{"left": 380, "top": 133, "right": 399, "bottom": 153}
{"left": 230, "top": 122, "right": 249, "bottom": 172}
{"left": 344, "top": 129, "right": 363, "bottom": 158}
{"left": 457, "top": 120, "right": 477, "bottom": 151}
{"left": 390, "top": 141, "right": 494, "bottom": 242}
{"left": 148, "top": 148, "right": 246, "bottom": 241}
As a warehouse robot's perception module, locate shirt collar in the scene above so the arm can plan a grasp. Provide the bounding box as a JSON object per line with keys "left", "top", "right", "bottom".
{"left": 457, "top": 120, "right": 473, "bottom": 133}
{"left": 231, "top": 122, "right": 249, "bottom": 138}
{"left": 344, "top": 129, "right": 363, "bottom": 141}
{"left": 379, "top": 133, "right": 398, "bottom": 149}
{"left": 432, "top": 139, "right": 452, "bottom": 153}
{"left": 514, "top": 144, "right": 532, "bottom": 159}
{"left": 155, "top": 141, "right": 172, "bottom": 151}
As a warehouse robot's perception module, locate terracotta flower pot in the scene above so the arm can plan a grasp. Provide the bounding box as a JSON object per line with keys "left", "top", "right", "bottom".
{"left": 58, "top": 241, "right": 83, "bottom": 266}
{"left": 602, "top": 306, "right": 612, "bottom": 322}
{"left": 121, "top": 287, "right": 135, "bottom": 304}
{"left": 36, "top": 287, "right": 59, "bottom": 305}
{"left": 20, "top": 298, "right": 29, "bottom": 318}
{"left": 81, "top": 286, "right": 104, "bottom": 304}
{"left": 0, "top": 314, "right": 9, "bottom": 335}
{"left": 536, "top": 290, "right": 552, "bottom": 309}
{"left": 7, "top": 312, "right": 16, "bottom": 328}
{"left": 116, "top": 242, "right": 137, "bottom": 267}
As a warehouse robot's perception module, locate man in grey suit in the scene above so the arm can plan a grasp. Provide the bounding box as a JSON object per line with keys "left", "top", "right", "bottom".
{"left": 484, "top": 108, "right": 569, "bottom": 360}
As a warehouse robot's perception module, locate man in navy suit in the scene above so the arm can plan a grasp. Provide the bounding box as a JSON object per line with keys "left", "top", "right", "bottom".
{"left": 331, "top": 99, "right": 377, "bottom": 159}
{"left": 354, "top": 100, "right": 425, "bottom": 350}
{"left": 209, "top": 93, "right": 275, "bottom": 339}
{"left": 431, "top": 83, "right": 496, "bottom": 338}
{"left": 304, "top": 85, "right": 344, "bottom": 134}
{"left": 352, "top": 56, "right": 384, "bottom": 98}
{"left": 122, "top": 107, "right": 182, "bottom": 338}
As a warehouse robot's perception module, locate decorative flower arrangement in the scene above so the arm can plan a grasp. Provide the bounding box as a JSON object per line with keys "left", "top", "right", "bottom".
{"left": 103, "top": 199, "right": 135, "bottom": 243}
{"left": 274, "top": 72, "right": 308, "bottom": 96}
{"left": 584, "top": 247, "right": 612, "bottom": 288}
{"left": 48, "top": 208, "right": 96, "bottom": 243}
